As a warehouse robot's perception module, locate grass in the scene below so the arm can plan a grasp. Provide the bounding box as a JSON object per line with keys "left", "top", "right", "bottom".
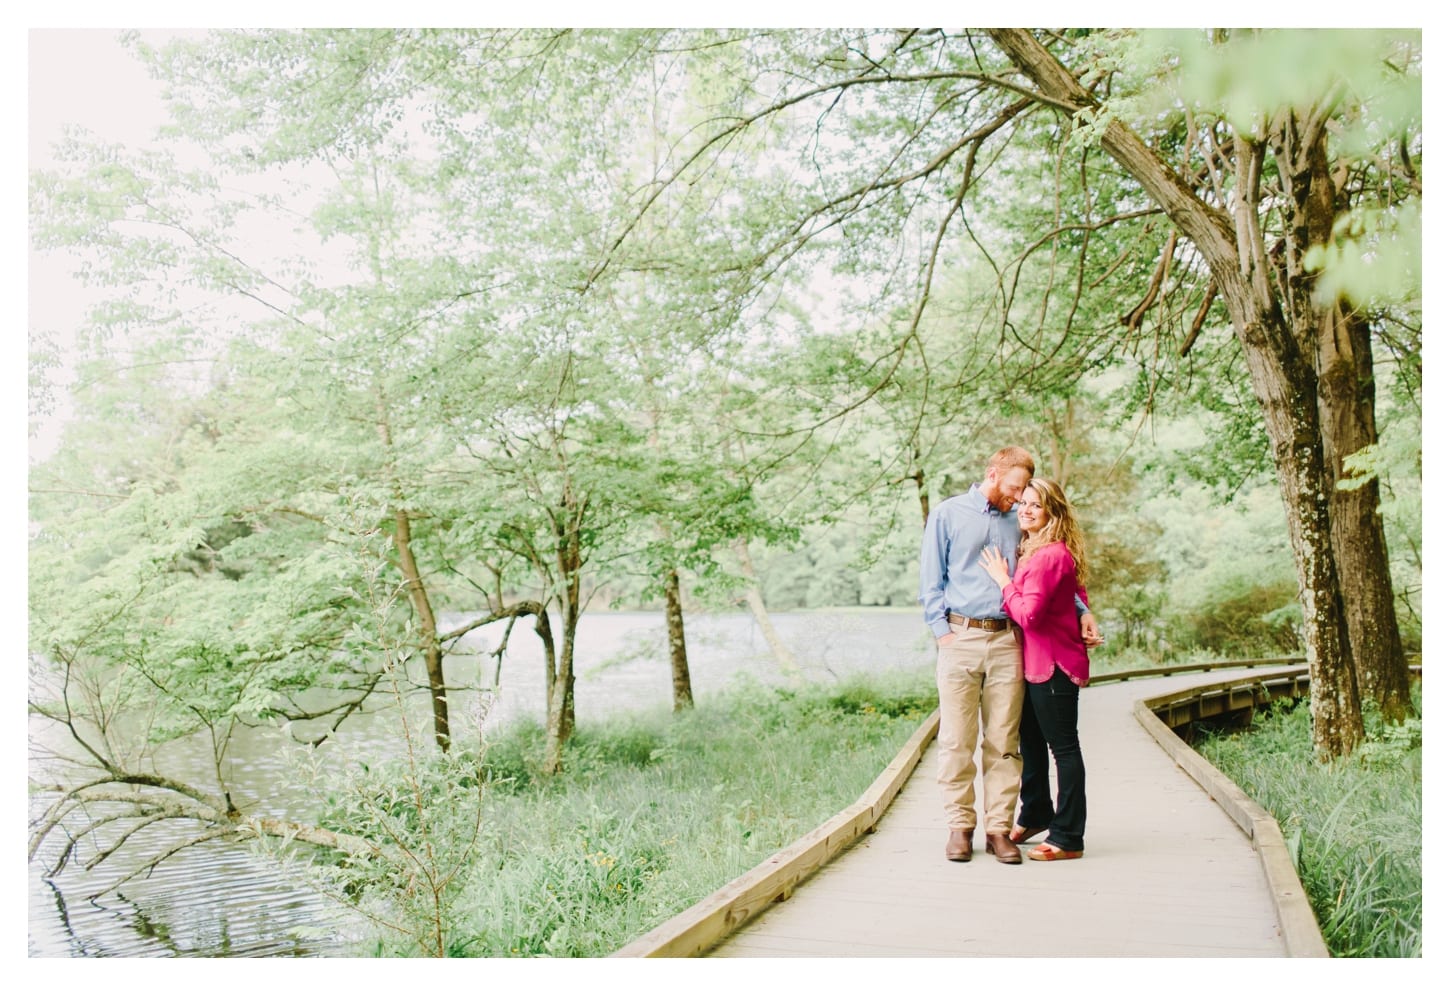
{"left": 1194, "top": 691, "right": 1422, "bottom": 957}
{"left": 326, "top": 670, "right": 937, "bottom": 956}
{"left": 317, "top": 654, "right": 1419, "bottom": 958}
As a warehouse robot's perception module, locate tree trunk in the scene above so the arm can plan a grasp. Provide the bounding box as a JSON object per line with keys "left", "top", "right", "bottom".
{"left": 664, "top": 568, "right": 693, "bottom": 711}
{"left": 1231, "top": 334, "right": 1365, "bottom": 755}
{"left": 393, "top": 508, "right": 451, "bottom": 752}
{"left": 1045, "top": 399, "right": 1076, "bottom": 487}
{"left": 987, "top": 29, "right": 1372, "bottom": 756}
{"left": 909, "top": 443, "right": 931, "bottom": 525}
{"left": 1319, "top": 314, "right": 1409, "bottom": 720}
{"left": 543, "top": 491, "right": 584, "bottom": 773}
{"left": 1272, "top": 115, "right": 1412, "bottom": 722}
{"left": 543, "top": 619, "right": 576, "bottom": 774}
{"left": 374, "top": 387, "right": 450, "bottom": 750}
{"left": 733, "top": 539, "right": 802, "bottom": 678}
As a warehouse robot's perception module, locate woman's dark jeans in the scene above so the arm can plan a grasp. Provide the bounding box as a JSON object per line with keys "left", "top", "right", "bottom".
{"left": 1016, "top": 665, "right": 1086, "bottom": 852}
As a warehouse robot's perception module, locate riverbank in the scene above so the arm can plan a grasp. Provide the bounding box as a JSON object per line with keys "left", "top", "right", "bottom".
{"left": 29, "top": 609, "right": 937, "bottom": 957}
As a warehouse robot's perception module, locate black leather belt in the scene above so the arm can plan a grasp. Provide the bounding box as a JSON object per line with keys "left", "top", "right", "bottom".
{"left": 947, "top": 613, "right": 1011, "bottom": 632}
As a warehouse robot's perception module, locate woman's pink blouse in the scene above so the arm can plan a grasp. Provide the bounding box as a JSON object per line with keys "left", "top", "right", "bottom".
{"left": 1000, "top": 541, "right": 1090, "bottom": 686}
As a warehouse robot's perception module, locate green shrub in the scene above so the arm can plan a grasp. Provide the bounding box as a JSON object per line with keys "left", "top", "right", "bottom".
{"left": 1170, "top": 578, "right": 1301, "bottom": 657}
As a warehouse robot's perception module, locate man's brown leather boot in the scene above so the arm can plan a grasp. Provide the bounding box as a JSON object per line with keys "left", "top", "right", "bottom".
{"left": 945, "top": 828, "right": 973, "bottom": 862}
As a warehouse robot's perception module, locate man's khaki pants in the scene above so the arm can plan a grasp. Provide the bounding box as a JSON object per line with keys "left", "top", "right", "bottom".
{"left": 935, "top": 625, "right": 1024, "bottom": 833}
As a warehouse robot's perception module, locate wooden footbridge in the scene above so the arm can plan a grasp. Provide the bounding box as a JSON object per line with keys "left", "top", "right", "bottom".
{"left": 616, "top": 662, "right": 1328, "bottom": 958}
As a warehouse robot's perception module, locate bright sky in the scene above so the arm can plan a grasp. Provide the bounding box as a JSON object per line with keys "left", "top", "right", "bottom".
{"left": 27, "top": 31, "right": 170, "bottom": 445}
{"left": 27, "top": 29, "right": 252, "bottom": 468}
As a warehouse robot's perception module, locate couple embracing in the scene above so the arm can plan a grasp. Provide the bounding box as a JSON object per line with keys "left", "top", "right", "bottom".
{"left": 918, "top": 446, "right": 1101, "bottom": 865}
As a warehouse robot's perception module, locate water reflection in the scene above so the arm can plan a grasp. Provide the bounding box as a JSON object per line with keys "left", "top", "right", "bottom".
{"left": 28, "top": 609, "right": 934, "bottom": 957}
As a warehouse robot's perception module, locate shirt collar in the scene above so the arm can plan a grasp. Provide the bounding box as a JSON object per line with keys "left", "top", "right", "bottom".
{"left": 968, "top": 483, "right": 1016, "bottom": 517}
{"left": 967, "top": 484, "right": 995, "bottom": 515}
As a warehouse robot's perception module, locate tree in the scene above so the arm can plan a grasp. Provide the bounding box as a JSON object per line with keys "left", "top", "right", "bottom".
{"left": 27, "top": 364, "right": 388, "bottom": 895}
{"left": 578, "top": 28, "right": 1418, "bottom": 756}
{"left": 984, "top": 28, "right": 1418, "bottom": 750}
{"left": 32, "top": 29, "right": 758, "bottom": 774}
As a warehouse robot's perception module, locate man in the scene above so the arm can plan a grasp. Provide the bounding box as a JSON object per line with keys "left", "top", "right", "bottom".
{"left": 918, "top": 446, "right": 1101, "bottom": 864}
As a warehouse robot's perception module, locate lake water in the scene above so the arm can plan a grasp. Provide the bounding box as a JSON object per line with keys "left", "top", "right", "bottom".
{"left": 28, "top": 608, "right": 935, "bottom": 957}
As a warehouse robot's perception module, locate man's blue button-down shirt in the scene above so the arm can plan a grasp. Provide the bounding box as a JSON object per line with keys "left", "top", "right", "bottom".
{"left": 918, "top": 484, "right": 1021, "bottom": 639}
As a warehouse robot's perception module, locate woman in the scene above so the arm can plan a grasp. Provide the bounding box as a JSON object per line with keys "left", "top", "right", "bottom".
{"left": 979, "top": 477, "right": 1090, "bottom": 861}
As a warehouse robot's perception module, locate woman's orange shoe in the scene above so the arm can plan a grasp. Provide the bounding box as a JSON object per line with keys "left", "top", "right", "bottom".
{"left": 1027, "top": 843, "right": 1083, "bottom": 861}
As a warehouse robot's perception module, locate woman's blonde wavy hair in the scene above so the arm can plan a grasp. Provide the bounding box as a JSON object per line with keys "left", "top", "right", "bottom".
{"left": 1019, "top": 477, "right": 1089, "bottom": 587}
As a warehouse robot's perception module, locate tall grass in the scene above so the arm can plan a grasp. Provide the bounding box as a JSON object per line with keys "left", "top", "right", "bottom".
{"left": 325, "top": 670, "right": 936, "bottom": 956}
{"left": 1194, "top": 691, "right": 1422, "bottom": 957}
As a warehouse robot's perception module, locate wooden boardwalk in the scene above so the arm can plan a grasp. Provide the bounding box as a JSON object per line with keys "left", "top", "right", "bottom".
{"left": 708, "top": 669, "right": 1294, "bottom": 958}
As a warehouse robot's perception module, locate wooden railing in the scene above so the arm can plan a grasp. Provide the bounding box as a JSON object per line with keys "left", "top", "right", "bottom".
{"left": 1088, "top": 655, "right": 1308, "bottom": 686}
{"left": 1123, "top": 663, "right": 1312, "bottom": 732}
